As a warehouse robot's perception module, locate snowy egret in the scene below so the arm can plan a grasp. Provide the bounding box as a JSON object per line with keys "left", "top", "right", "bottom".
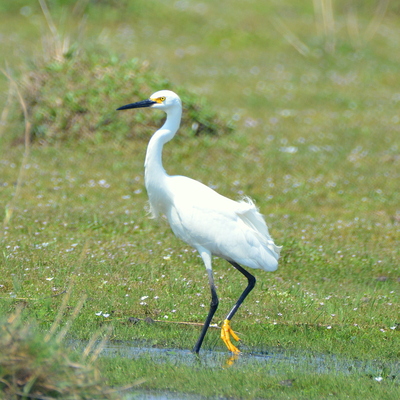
{"left": 117, "top": 90, "right": 281, "bottom": 354}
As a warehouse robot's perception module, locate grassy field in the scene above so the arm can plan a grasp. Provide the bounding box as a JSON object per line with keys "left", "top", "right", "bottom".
{"left": 0, "top": 0, "right": 399, "bottom": 399}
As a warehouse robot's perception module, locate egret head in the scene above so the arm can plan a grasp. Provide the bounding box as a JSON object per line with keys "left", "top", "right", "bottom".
{"left": 117, "top": 90, "right": 181, "bottom": 112}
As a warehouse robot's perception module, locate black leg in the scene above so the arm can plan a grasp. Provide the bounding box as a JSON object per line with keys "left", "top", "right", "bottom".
{"left": 193, "top": 269, "right": 219, "bottom": 354}
{"left": 225, "top": 261, "right": 256, "bottom": 321}
{"left": 220, "top": 261, "right": 256, "bottom": 353}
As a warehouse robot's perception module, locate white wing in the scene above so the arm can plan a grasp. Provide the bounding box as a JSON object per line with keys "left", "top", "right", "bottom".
{"left": 164, "top": 175, "right": 281, "bottom": 272}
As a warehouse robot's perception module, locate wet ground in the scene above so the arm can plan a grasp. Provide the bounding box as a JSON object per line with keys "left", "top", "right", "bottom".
{"left": 95, "top": 340, "right": 399, "bottom": 374}
{"left": 69, "top": 339, "right": 400, "bottom": 399}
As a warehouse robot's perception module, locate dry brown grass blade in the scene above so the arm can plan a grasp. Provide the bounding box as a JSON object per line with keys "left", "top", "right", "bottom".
{"left": 38, "top": 0, "right": 71, "bottom": 62}
{"left": 73, "top": 238, "right": 91, "bottom": 275}
{"left": 1, "top": 69, "right": 31, "bottom": 228}
{"left": 320, "top": 0, "right": 335, "bottom": 35}
{"left": 55, "top": 295, "right": 88, "bottom": 344}
{"left": 82, "top": 329, "right": 106, "bottom": 359}
{"left": 44, "top": 285, "right": 73, "bottom": 342}
{"left": 6, "top": 306, "right": 24, "bottom": 325}
{"left": 0, "top": 290, "right": 67, "bottom": 301}
{"left": 0, "top": 77, "right": 15, "bottom": 139}
{"left": 154, "top": 319, "right": 221, "bottom": 328}
{"left": 38, "top": 0, "right": 58, "bottom": 38}
{"left": 10, "top": 392, "right": 56, "bottom": 400}
{"left": 88, "top": 325, "right": 113, "bottom": 364}
{"left": 312, "top": 0, "right": 323, "bottom": 36}
{"left": 72, "top": 0, "right": 91, "bottom": 16}
{"left": 317, "top": 0, "right": 335, "bottom": 53}
{"left": 45, "top": 241, "right": 90, "bottom": 342}
{"left": 271, "top": 17, "right": 310, "bottom": 57}
{"left": 365, "top": 0, "right": 390, "bottom": 42}
{"left": 102, "top": 380, "right": 148, "bottom": 395}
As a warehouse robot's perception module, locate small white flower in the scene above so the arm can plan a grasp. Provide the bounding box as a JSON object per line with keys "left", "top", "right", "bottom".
{"left": 45, "top": 277, "right": 54, "bottom": 281}
{"left": 374, "top": 377, "right": 383, "bottom": 382}
{"left": 280, "top": 146, "right": 298, "bottom": 154}
{"left": 327, "top": 325, "right": 332, "bottom": 329}
{"left": 102, "top": 313, "right": 110, "bottom": 318}
{"left": 140, "top": 295, "right": 149, "bottom": 301}
{"left": 95, "top": 311, "right": 102, "bottom": 316}
{"left": 164, "top": 315, "right": 169, "bottom": 319}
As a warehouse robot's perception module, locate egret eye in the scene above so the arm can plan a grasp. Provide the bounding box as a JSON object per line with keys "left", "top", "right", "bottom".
{"left": 152, "top": 96, "right": 166, "bottom": 104}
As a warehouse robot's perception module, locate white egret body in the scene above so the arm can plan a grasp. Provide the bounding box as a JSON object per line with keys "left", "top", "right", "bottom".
{"left": 117, "top": 90, "right": 281, "bottom": 353}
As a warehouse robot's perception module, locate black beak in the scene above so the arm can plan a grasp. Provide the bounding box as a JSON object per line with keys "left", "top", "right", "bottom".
{"left": 116, "top": 99, "right": 157, "bottom": 111}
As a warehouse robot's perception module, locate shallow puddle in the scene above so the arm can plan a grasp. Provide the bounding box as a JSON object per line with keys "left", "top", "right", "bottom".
{"left": 124, "top": 391, "right": 205, "bottom": 400}
{"left": 70, "top": 339, "right": 400, "bottom": 375}
{"left": 68, "top": 340, "right": 399, "bottom": 399}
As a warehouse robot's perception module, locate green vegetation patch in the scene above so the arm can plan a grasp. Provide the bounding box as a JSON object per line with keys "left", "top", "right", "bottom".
{"left": 0, "top": 309, "right": 120, "bottom": 399}
{"left": 19, "top": 50, "right": 233, "bottom": 145}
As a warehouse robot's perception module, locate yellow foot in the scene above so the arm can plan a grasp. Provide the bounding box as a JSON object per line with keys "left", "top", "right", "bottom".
{"left": 224, "top": 354, "right": 239, "bottom": 368}
{"left": 220, "top": 319, "right": 241, "bottom": 354}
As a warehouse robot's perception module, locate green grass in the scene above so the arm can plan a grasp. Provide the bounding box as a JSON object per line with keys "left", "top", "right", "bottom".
{"left": 0, "top": 0, "right": 399, "bottom": 398}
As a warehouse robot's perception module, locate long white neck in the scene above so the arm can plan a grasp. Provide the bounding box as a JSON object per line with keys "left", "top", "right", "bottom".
{"left": 144, "top": 106, "right": 182, "bottom": 181}
{"left": 144, "top": 106, "right": 182, "bottom": 215}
